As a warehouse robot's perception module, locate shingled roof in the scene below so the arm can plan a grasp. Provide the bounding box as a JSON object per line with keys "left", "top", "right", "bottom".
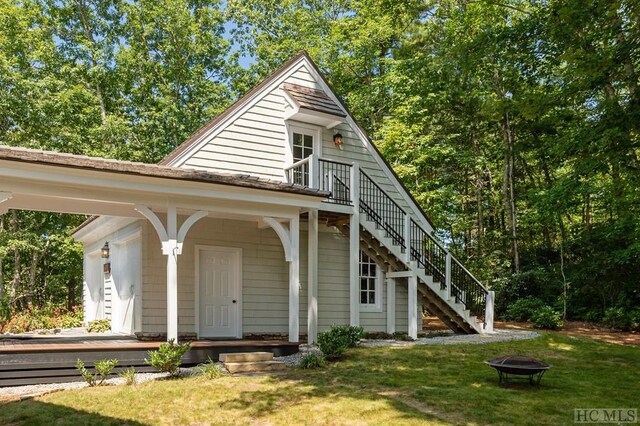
{"left": 282, "top": 83, "right": 346, "bottom": 117}
{"left": 0, "top": 145, "right": 328, "bottom": 198}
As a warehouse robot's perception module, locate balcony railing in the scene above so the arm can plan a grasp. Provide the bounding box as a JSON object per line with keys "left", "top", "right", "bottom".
{"left": 285, "top": 155, "right": 352, "bottom": 205}
{"left": 284, "top": 154, "right": 489, "bottom": 320}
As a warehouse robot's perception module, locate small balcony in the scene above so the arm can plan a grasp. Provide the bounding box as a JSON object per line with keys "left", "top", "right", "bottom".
{"left": 284, "top": 155, "right": 353, "bottom": 205}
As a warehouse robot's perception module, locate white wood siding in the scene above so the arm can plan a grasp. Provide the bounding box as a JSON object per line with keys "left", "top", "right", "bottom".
{"left": 139, "top": 217, "right": 410, "bottom": 335}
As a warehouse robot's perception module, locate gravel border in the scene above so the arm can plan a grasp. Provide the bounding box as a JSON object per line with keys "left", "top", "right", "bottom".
{"left": 0, "top": 329, "right": 538, "bottom": 399}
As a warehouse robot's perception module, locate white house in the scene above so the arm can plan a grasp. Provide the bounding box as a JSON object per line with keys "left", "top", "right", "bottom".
{"left": 0, "top": 52, "right": 493, "bottom": 343}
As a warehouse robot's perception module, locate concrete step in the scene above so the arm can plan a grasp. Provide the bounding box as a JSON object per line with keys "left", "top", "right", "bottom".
{"left": 219, "top": 352, "right": 273, "bottom": 363}
{"left": 224, "top": 360, "right": 287, "bottom": 374}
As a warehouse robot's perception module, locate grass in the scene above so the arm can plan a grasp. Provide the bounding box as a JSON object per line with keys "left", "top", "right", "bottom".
{"left": 1, "top": 332, "right": 638, "bottom": 425}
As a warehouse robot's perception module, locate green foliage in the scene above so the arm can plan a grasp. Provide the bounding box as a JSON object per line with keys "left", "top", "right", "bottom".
{"left": 602, "top": 308, "right": 640, "bottom": 332}
{"left": 317, "top": 325, "right": 364, "bottom": 360}
{"left": 531, "top": 306, "right": 563, "bottom": 330}
{"left": 392, "top": 332, "right": 414, "bottom": 342}
{"left": 299, "top": 352, "right": 325, "bottom": 369}
{"left": 119, "top": 367, "right": 137, "bottom": 386}
{"left": 76, "top": 358, "right": 118, "bottom": 386}
{"left": 0, "top": 304, "right": 83, "bottom": 334}
{"left": 196, "top": 357, "right": 226, "bottom": 379}
{"left": 504, "top": 297, "right": 547, "bottom": 322}
{"left": 145, "top": 339, "right": 191, "bottom": 377}
{"left": 87, "top": 319, "right": 111, "bottom": 333}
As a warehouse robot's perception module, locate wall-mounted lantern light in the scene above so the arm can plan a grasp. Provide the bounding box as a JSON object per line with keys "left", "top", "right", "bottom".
{"left": 333, "top": 133, "right": 343, "bottom": 148}
{"left": 101, "top": 242, "right": 110, "bottom": 259}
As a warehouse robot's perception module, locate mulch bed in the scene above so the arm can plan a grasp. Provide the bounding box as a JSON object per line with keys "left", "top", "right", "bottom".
{"left": 422, "top": 317, "right": 640, "bottom": 346}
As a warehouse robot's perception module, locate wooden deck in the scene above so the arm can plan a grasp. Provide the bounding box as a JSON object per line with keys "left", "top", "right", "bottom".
{"left": 0, "top": 336, "right": 300, "bottom": 387}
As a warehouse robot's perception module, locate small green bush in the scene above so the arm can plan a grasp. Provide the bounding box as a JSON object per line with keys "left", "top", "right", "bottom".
{"left": 76, "top": 358, "right": 119, "bottom": 386}
{"left": 119, "top": 367, "right": 137, "bottom": 386}
{"left": 603, "top": 307, "right": 630, "bottom": 330}
{"left": 145, "top": 339, "right": 191, "bottom": 377}
{"left": 87, "top": 319, "right": 111, "bottom": 333}
{"left": 393, "top": 331, "right": 414, "bottom": 341}
{"left": 531, "top": 306, "right": 563, "bottom": 330}
{"left": 317, "top": 325, "right": 364, "bottom": 360}
{"left": 196, "top": 357, "right": 226, "bottom": 379}
{"left": 299, "top": 352, "right": 325, "bottom": 369}
{"left": 630, "top": 309, "right": 640, "bottom": 332}
{"left": 504, "top": 297, "right": 546, "bottom": 322}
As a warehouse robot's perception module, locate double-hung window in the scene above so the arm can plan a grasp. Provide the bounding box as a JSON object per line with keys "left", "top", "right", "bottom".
{"left": 360, "top": 251, "right": 382, "bottom": 311}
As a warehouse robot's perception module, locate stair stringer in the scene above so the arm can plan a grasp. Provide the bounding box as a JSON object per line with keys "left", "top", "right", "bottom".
{"left": 359, "top": 216, "right": 485, "bottom": 334}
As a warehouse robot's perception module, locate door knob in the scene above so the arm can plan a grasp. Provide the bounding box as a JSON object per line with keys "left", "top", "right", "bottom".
{"left": 232, "top": 300, "right": 237, "bottom": 303}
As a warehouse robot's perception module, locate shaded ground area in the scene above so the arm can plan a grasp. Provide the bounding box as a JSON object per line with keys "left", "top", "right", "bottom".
{"left": 423, "top": 316, "right": 640, "bottom": 346}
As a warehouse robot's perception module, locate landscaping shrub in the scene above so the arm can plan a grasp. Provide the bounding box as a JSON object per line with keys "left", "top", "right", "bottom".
{"left": 196, "top": 357, "right": 226, "bottom": 379}
{"left": 603, "top": 307, "right": 630, "bottom": 330}
{"left": 119, "top": 367, "right": 137, "bottom": 386}
{"left": 317, "top": 325, "right": 364, "bottom": 360}
{"left": 630, "top": 309, "right": 640, "bottom": 332}
{"left": 531, "top": 306, "right": 563, "bottom": 330}
{"left": 299, "top": 352, "right": 325, "bottom": 369}
{"left": 504, "top": 297, "right": 546, "bottom": 322}
{"left": 87, "top": 319, "right": 111, "bottom": 333}
{"left": 145, "top": 339, "right": 191, "bottom": 377}
{"left": 0, "top": 304, "right": 83, "bottom": 334}
{"left": 76, "top": 358, "right": 119, "bottom": 386}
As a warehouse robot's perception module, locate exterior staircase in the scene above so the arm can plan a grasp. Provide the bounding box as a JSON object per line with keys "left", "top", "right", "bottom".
{"left": 220, "top": 352, "right": 287, "bottom": 374}
{"left": 289, "top": 156, "right": 494, "bottom": 335}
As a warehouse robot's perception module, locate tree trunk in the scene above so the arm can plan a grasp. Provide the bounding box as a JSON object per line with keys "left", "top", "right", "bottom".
{"left": 502, "top": 112, "right": 519, "bottom": 273}
{"left": 471, "top": 130, "right": 484, "bottom": 256}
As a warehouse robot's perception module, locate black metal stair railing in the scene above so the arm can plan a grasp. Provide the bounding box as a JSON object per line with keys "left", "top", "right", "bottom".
{"left": 450, "top": 257, "right": 487, "bottom": 319}
{"left": 359, "top": 170, "right": 405, "bottom": 250}
{"left": 408, "top": 218, "right": 447, "bottom": 290}
{"left": 318, "top": 158, "right": 351, "bottom": 205}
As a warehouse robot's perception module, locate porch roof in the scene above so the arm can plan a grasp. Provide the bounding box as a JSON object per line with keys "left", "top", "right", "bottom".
{"left": 0, "top": 145, "right": 327, "bottom": 197}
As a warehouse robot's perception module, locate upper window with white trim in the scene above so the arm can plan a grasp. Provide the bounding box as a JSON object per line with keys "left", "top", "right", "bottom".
{"left": 360, "top": 251, "right": 382, "bottom": 311}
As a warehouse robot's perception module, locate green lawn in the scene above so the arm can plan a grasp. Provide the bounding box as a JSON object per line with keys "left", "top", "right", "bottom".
{"left": 2, "top": 332, "right": 638, "bottom": 425}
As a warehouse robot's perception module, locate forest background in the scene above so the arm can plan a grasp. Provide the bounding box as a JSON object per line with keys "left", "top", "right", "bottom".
{"left": 1, "top": 0, "right": 638, "bottom": 329}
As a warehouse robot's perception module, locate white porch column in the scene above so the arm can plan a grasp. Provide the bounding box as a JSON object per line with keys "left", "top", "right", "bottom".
{"left": 135, "top": 205, "right": 207, "bottom": 342}
{"left": 408, "top": 272, "right": 418, "bottom": 339}
{"left": 289, "top": 215, "right": 300, "bottom": 342}
{"left": 349, "top": 162, "right": 360, "bottom": 326}
{"left": 485, "top": 290, "right": 495, "bottom": 333}
{"left": 307, "top": 209, "right": 318, "bottom": 344}
{"left": 386, "top": 276, "right": 396, "bottom": 334}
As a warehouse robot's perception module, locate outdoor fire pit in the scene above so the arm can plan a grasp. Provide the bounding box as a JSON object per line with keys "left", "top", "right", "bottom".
{"left": 485, "top": 355, "right": 552, "bottom": 386}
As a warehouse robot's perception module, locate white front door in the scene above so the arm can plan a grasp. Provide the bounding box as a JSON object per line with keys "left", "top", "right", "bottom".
{"left": 198, "top": 247, "right": 242, "bottom": 338}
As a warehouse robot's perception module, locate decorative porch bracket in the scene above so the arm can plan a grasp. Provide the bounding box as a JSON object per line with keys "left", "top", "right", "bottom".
{"left": 135, "top": 205, "right": 208, "bottom": 342}
{"left": 0, "top": 192, "right": 13, "bottom": 215}
{"left": 263, "top": 216, "right": 300, "bottom": 343}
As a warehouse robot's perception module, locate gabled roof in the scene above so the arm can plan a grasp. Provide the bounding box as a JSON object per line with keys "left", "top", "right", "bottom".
{"left": 0, "top": 145, "right": 328, "bottom": 197}
{"left": 282, "top": 83, "right": 346, "bottom": 117}
{"left": 158, "top": 50, "right": 436, "bottom": 230}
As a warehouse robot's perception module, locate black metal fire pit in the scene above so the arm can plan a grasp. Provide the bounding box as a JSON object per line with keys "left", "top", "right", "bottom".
{"left": 485, "top": 355, "right": 552, "bottom": 386}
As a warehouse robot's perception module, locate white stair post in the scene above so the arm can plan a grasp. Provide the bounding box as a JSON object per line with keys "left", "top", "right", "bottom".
{"left": 386, "top": 276, "right": 396, "bottom": 334}
{"left": 484, "top": 291, "right": 495, "bottom": 333}
{"left": 408, "top": 269, "right": 418, "bottom": 340}
{"left": 403, "top": 213, "right": 411, "bottom": 263}
{"left": 349, "top": 162, "right": 360, "bottom": 326}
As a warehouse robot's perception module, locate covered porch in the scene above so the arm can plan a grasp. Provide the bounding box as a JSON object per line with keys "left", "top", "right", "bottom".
{"left": 0, "top": 145, "right": 328, "bottom": 344}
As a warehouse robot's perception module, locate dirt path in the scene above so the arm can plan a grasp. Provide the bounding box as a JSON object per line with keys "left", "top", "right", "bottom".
{"left": 423, "top": 317, "right": 640, "bottom": 346}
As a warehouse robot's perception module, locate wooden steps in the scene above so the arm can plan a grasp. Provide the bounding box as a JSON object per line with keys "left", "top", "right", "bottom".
{"left": 219, "top": 351, "right": 287, "bottom": 374}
